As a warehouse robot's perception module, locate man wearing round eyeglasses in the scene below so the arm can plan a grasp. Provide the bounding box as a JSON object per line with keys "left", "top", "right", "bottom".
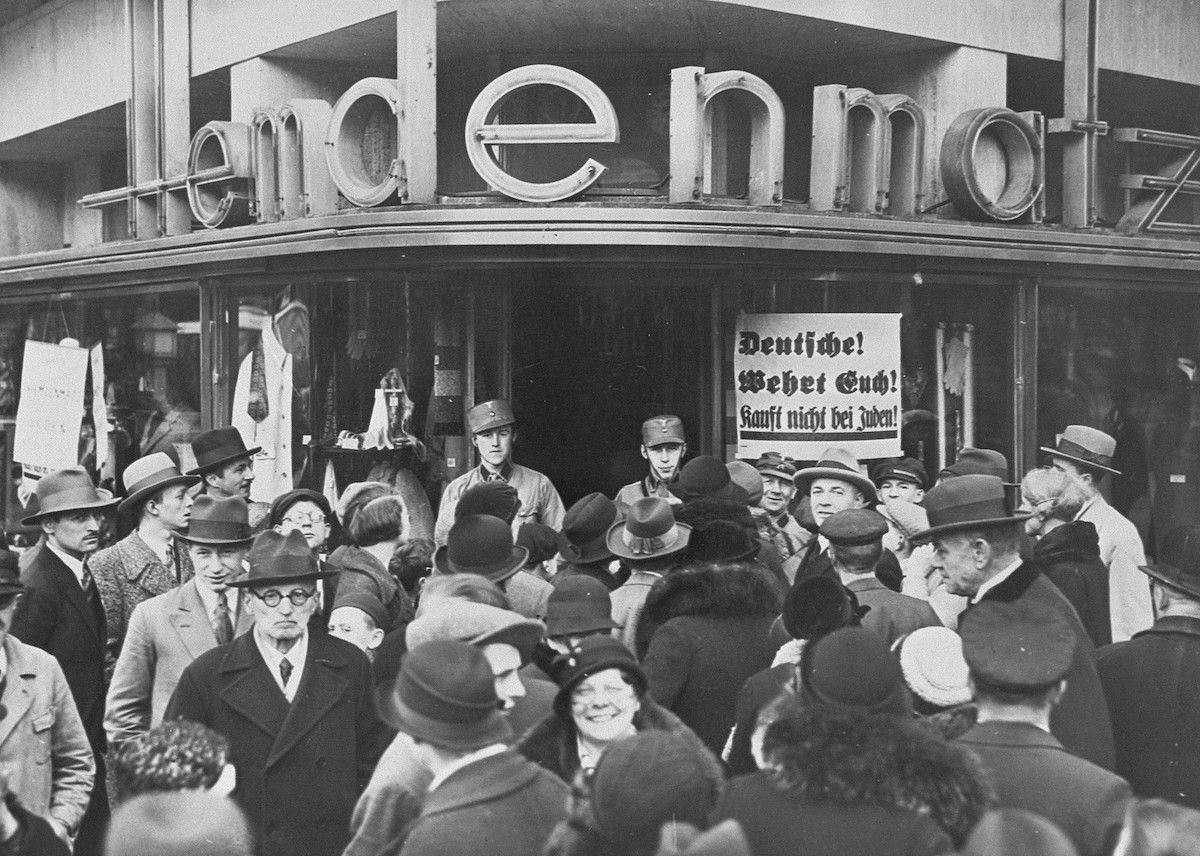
{"left": 166, "top": 529, "right": 388, "bottom": 856}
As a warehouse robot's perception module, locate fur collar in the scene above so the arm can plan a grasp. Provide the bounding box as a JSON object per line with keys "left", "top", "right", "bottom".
{"left": 763, "top": 704, "right": 992, "bottom": 847}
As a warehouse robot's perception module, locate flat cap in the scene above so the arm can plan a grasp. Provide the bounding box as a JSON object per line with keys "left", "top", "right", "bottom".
{"left": 819, "top": 508, "right": 889, "bottom": 546}
{"left": 871, "top": 457, "right": 928, "bottom": 489}
{"left": 960, "top": 600, "right": 1077, "bottom": 692}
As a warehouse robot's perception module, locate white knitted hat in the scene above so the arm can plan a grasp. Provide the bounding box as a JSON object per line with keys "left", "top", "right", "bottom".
{"left": 896, "top": 626, "right": 972, "bottom": 709}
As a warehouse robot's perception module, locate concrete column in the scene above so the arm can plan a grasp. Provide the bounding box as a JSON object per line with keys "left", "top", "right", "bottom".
{"left": 61, "top": 157, "right": 104, "bottom": 249}
{"left": 0, "top": 162, "right": 63, "bottom": 256}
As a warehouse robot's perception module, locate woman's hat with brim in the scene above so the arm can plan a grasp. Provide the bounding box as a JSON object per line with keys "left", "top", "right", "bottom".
{"left": 799, "top": 626, "right": 913, "bottom": 717}
{"left": 911, "top": 475, "right": 1032, "bottom": 545}
{"left": 558, "top": 492, "right": 621, "bottom": 566}
{"left": 1039, "top": 425, "right": 1121, "bottom": 476}
{"left": 432, "top": 514, "right": 529, "bottom": 583}
{"left": 792, "top": 448, "right": 878, "bottom": 504}
{"left": 226, "top": 529, "right": 338, "bottom": 587}
{"left": 687, "top": 520, "right": 760, "bottom": 563}
{"left": 1139, "top": 523, "right": 1200, "bottom": 600}
{"left": 186, "top": 427, "right": 261, "bottom": 476}
{"left": 552, "top": 635, "right": 647, "bottom": 722}
{"left": 22, "top": 466, "right": 119, "bottom": 525}
{"left": 675, "top": 456, "right": 750, "bottom": 504}
{"left": 382, "top": 639, "right": 513, "bottom": 750}
{"left": 606, "top": 497, "right": 691, "bottom": 562}
{"left": 545, "top": 575, "right": 620, "bottom": 637}
{"left": 405, "top": 600, "right": 545, "bottom": 665}
{"left": 117, "top": 452, "right": 201, "bottom": 515}
{"left": 175, "top": 495, "right": 254, "bottom": 547}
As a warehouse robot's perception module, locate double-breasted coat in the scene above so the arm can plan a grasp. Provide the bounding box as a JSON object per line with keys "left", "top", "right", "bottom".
{"left": 104, "top": 579, "right": 254, "bottom": 745}
{"left": 164, "top": 630, "right": 389, "bottom": 856}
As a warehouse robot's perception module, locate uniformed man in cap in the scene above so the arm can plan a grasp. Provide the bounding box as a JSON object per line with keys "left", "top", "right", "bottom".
{"left": 752, "top": 452, "right": 812, "bottom": 579}
{"left": 956, "top": 599, "right": 1131, "bottom": 856}
{"left": 615, "top": 415, "right": 687, "bottom": 510}
{"left": 433, "top": 400, "right": 565, "bottom": 546}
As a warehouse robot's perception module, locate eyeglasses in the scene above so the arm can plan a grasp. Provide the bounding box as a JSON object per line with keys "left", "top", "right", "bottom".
{"left": 570, "top": 683, "right": 635, "bottom": 707}
{"left": 251, "top": 588, "right": 316, "bottom": 607}
{"left": 280, "top": 513, "right": 326, "bottom": 528}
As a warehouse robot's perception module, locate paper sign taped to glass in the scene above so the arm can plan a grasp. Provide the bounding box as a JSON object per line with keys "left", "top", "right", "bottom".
{"left": 13, "top": 339, "right": 91, "bottom": 472}
{"left": 734, "top": 313, "right": 903, "bottom": 461}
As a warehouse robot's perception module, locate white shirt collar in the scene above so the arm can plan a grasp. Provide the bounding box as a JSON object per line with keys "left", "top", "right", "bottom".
{"left": 45, "top": 541, "right": 86, "bottom": 586}
{"left": 194, "top": 581, "right": 240, "bottom": 631}
{"left": 972, "top": 556, "right": 1025, "bottom": 604}
{"left": 428, "top": 744, "right": 507, "bottom": 792}
{"left": 252, "top": 624, "right": 308, "bottom": 702}
{"left": 0, "top": 644, "right": 9, "bottom": 679}
{"left": 137, "top": 527, "right": 175, "bottom": 566}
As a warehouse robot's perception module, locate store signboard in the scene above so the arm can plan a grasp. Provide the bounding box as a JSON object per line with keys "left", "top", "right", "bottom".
{"left": 13, "top": 340, "right": 89, "bottom": 472}
{"left": 734, "top": 313, "right": 903, "bottom": 461}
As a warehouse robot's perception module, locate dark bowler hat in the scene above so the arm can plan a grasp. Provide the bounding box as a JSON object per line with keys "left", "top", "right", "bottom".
{"left": 118, "top": 452, "right": 201, "bottom": 515}
{"left": 553, "top": 635, "right": 647, "bottom": 721}
{"left": 383, "top": 639, "right": 512, "bottom": 750}
{"left": 606, "top": 497, "right": 691, "bottom": 562}
{"left": 0, "top": 549, "right": 23, "bottom": 596}
{"left": 187, "top": 427, "right": 260, "bottom": 476}
{"left": 871, "top": 457, "right": 928, "bottom": 490}
{"left": 559, "top": 492, "right": 621, "bottom": 565}
{"left": 226, "top": 529, "right": 337, "bottom": 588}
{"left": 754, "top": 451, "right": 798, "bottom": 482}
{"left": 1140, "top": 524, "right": 1200, "bottom": 600}
{"left": 22, "top": 466, "right": 119, "bottom": 526}
{"left": 675, "top": 456, "right": 749, "bottom": 503}
{"left": 819, "top": 508, "right": 889, "bottom": 546}
{"left": 960, "top": 599, "right": 1076, "bottom": 692}
{"left": 175, "top": 495, "right": 253, "bottom": 547}
{"left": 911, "top": 475, "right": 1032, "bottom": 544}
{"left": 1039, "top": 424, "right": 1121, "bottom": 476}
{"left": 465, "top": 399, "right": 516, "bottom": 435}
{"left": 546, "top": 575, "right": 619, "bottom": 637}
{"left": 641, "top": 415, "right": 685, "bottom": 448}
{"left": 799, "top": 626, "right": 911, "bottom": 717}
{"left": 793, "top": 447, "right": 877, "bottom": 504}
{"left": 938, "top": 448, "right": 1013, "bottom": 483}
{"left": 432, "top": 515, "right": 528, "bottom": 582}
{"left": 268, "top": 488, "right": 333, "bottom": 528}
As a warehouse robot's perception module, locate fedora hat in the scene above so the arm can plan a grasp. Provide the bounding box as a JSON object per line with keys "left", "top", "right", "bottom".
{"left": 118, "top": 452, "right": 201, "bottom": 515}
{"left": 545, "top": 575, "right": 619, "bottom": 637}
{"left": 22, "top": 466, "right": 119, "bottom": 525}
{"left": 1140, "top": 524, "right": 1200, "bottom": 600}
{"left": 226, "top": 529, "right": 337, "bottom": 588}
{"left": 675, "top": 456, "right": 749, "bottom": 503}
{"left": 405, "top": 600, "right": 545, "bottom": 664}
{"left": 559, "top": 492, "right": 621, "bottom": 566}
{"left": 432, "top": 515, "right": 528, "bottom": 582}
{"left": 793, "top": 448, "right": 877, "bottom": 504}
{"left": 606, "top": 497, "right": 691, "bottom": 562}
{"left": 383, "top": 639, "right": 512, "bottom": 750}
{"left": 726, "top": 461, "right": 763, "bottom": 505}
{"left": 175, "top": 495, "right": 253, "bottom": 546}
{"left": 939, "top": 448, "right": 1017, "bottom": 486}
{"left": 1040, "top": 425, "right": 1121, "bottom": 476}
{"left": 465, "top": 399, "right": 516, "bottom": 435}
{"left": 911, "top": 474, "right": 1032, "bottom": 544}
{"left": 186, "top": 427, "right": 261, "bottom": 476}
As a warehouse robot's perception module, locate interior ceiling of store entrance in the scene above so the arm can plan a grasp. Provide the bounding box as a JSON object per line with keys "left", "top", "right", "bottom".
{"left": 265, "top": 1, "right": 949, "bottom": 82}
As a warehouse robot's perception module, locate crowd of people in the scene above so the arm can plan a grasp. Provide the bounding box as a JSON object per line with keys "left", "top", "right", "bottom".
{"left": 0, "top": 398, "right": 1198, "bottom": 856}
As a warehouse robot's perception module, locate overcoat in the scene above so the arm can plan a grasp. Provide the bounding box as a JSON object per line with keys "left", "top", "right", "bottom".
{"left": 1032, "top": 521, "right": 1112, "bottom": 648}
{"left": 164, "top": 630, "right": 389, "bottom": 856}
{"left": 844, "top": 576, "right": 942, "bottom": 647}
{"left": 957, "top": 721, "right": 1130, "bottom": 856}
{"left": 89, "top": 531, "right": 193, "bottom": 673}
{"left": 1096, "top": 614, "right": 1200, "bottom": 808}
{"left": 104, "top": 579, "right": 254, "bottom": 744}
{"left": 972, "top": 560, "right": 1116, "bottom": 770}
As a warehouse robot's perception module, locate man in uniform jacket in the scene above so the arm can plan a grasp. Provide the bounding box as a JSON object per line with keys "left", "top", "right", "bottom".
{"left": 10, "top": 467, "right": 119, "bottom": 856}
{"left": 1096, "top": 523, "right": 1200, "bottom": 808}
{"left": 614, "top": 415, "right": 687, "bottom": 509}
{"left": 956, "top": 599, "right": 1131, "bottom": 856}
{"left": 105, "top": 494, "right": 255, "bottom": 745}
{"left": 165, "top": 530, "right": 388, "bottom": 856}
{"left": 90, "top": 452, "right": 199, "bottom": 674}
{"left": 914, "top": 474, "right": 1116, "bottom": 770}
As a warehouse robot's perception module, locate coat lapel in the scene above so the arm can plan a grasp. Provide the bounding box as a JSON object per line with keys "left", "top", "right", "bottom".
{"left": 170, "top": 582, "right": 219, "bottom": 659}
{"left": 0, "top": 643, "right": 36, "bottom": 750}
{"left": 217, "top": 634, "right": 289, "bottom": 740}
{"left": 44, "top": 549, "right": 103, "bottom": 645}
{"left": 265, "top": 636, "right": 350, "bottom": 771}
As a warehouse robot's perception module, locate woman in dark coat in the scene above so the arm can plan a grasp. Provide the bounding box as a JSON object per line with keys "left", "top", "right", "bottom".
{"left": 637, "top": 539, "right": 782, "bottom": 757}
{"left": 1020, "top": 468, "right": 1112, "bottom": 647}
{"left": 516, "top": 636, "right": 720, "bottom": 785}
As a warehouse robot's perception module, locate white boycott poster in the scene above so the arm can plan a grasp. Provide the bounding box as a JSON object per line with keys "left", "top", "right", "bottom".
{"left": 734, "top": 313, "right": 903, "bottom": 461}
{"left": 13, "top": 340, "right": 90, "bottom": 471}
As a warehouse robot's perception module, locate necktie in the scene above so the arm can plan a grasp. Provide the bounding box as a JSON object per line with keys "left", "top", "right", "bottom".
{"left": 80, "top": 561, "right": 98, "bottom": 607}
{"left": 279, "top": 657, "right": 293, "bottom": 689}
{"left": 213, "top": 591, "right": 233, "bottom": 645}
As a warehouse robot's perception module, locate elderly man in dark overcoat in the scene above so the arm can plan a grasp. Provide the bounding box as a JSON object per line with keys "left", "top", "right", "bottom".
{"left": 165, "top": 529, "right": 388, "bottom": 856}
{"left": 1096, "top": 524, "right": 1200, "bottom": 809}
{"left": 914, "top": 474, "right": 1116, "bottom": 771}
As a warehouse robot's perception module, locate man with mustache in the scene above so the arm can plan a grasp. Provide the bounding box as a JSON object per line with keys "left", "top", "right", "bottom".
{"left": 11, "top": 467, "right": 119, "bottom": 856}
